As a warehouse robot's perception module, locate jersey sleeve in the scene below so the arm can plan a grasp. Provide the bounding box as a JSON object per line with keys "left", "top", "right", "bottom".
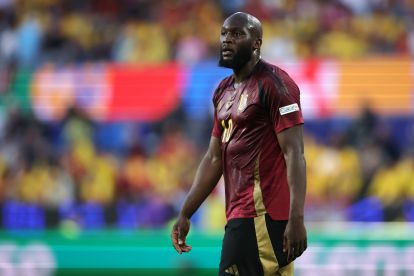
{"left": 262, "top": 72, "right": 304, "bottom": 134}
{"left": 211, "top": 111, "right": 222, "bottom": 138}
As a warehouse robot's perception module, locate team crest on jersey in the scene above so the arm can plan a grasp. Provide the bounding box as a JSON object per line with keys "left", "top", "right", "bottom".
{"left": 237, "top": 93, "right": 248, "bottom": 112}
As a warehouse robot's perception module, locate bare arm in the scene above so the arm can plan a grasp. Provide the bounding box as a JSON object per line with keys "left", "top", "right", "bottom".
{"left": 277, "top": 124, "right": 307, "bottom": 262}
{"left": 171, "top": 136, "right": 222, "bottom": 254}
{"left": 179, "top": 136, "right": 222, "bottom": 218}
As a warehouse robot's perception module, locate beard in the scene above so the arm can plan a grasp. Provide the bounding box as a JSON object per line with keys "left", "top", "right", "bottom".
{"left": 218, "top": 44, "right": 252, "bottom": 70}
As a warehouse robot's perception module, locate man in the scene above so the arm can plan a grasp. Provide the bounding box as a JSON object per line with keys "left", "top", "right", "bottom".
{"left": 171, "top": 12, "right": 307, "bottom": 276}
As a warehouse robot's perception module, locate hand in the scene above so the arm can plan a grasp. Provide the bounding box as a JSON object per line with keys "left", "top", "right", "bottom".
{"left": 171, "top": 215, "right": 192, "bottom": 254}
{"left": 283, "top": 216, "right": 307, "bottom": 263}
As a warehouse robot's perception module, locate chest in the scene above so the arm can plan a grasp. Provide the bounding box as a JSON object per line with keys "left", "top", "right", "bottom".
{"left": 216, "top": 82, "right": 262, "bottom": 127}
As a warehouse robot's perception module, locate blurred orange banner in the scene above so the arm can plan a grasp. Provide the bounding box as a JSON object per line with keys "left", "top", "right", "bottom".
{"left": 334, "top": 57, "right": 413, "bottom": 116}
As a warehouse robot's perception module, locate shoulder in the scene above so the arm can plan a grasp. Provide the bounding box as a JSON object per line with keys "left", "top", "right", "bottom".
{"left": 256, "top": 60, "right": 300, "bottom": 96}
{"left": 216, "top": 75, "right": 234, "bottom": 93}
{"left": 212, "top": 75, "right": 233, "bottom": 103}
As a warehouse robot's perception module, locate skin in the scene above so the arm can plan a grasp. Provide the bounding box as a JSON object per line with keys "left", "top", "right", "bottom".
{"left": 218, "top": 12, "right": 262, "bottom": 82}
{"left": 171, "top": 12, "right": 307, "bottom": 263}
{"left": 278, "top": 125, "right": 307, "bottom": 262}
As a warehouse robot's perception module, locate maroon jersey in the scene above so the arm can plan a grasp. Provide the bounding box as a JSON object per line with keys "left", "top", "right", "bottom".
{"left": 211, "top": 60, "right": 304, "bottom": 221}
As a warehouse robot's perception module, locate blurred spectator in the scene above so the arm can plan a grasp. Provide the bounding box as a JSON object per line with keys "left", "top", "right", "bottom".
{"left": 113, "top": 21, "right": 170, "bottom": 63}
{"left": 367, "top": 156, "right": 405, "bottom": 221}
{"left": 79, "top": 152, "right": 117, "bottom": 205}
{"left": 16, "top": 13, "right": 42, "bottom": 68}
{"left": 346, "top": 105, "right": 378, "bottom": 147}
{"left": 402, "top": 152, "right": 414, "bottom": 204}
{"left": 117, "top": 143, "right": 149, "bottom": 201}
{"left": 305, "top": 133, "right": 362, "bottom": 221}
{"left": 0, "top": 11, "right": 17, "bottom": 67}
{"left": 174, "top": 23, "right": 208, "bottom": 65}
{"left": 63, "top": 106, "right": 94, "bottom": 145}
{"left": 219, "top": 0, "right": 246, "bottom": 16}
{"left": 261, "top": 20, "right": 297, "bottom": 61}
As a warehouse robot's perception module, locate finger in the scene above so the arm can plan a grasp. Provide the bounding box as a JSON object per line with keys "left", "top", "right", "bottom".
{"left": 178, "top": 240, "right": 192, "bottom": 254}
{"left": 173, "top": 238, "right": 182, "bottom": 253}
{"left": 285, "top": 239, "right": 292, "bottom": 262}
{"left": 289, "top": 242, "right": 297, "bottom": 262}
{"left": 178, "top": 228, "right": 187, "bottom": 245}
{"left": 171, "top": 228, "right": 178, "bottom": 243}
{"left": 295, "top": 241, "right": 304, "bottom": 258}
{"left": 180, "top": 242, "right": 192, "bottom": 249}
{"left": 182, "top": 243, "right": 192, "bottom": 249}
{"left": 283, "top": 235, "right": 288, "bottom": 253}
{"left": 171, "top": 229, "right": 177, "bottom": 244}
{"left": 298, "top": 239, "right": 307, "bottom": 256}
{"left": 299, "top": 239, "right": 308, "bottom": 257}
{"left": 285, "top": 238, "right": 294, "bottom": 263}
{"left": 174, "top": 244, "right": 182, "bottom": 254}
{"left": 180, "top": 244, "right": 192, "bottom": 252}
{"left": 287, "top": 247, "right": 293, "bottom": 263}
{"left": 171, "top": 230, "right": 182, "bottom": 254}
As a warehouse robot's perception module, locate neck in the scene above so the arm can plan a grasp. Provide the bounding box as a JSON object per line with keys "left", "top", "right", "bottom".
{"left": 233, "top": 55, "right": 260, "bottom": 83}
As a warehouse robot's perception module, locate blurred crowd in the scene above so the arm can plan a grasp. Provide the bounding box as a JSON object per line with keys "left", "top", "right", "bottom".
{"left": 306, "top": 107, "right": 414, "bottom": 222}
{"left": 0, "top": 104, "right": 413, "bottom": 231}
{"left": 0, "top": 0, "right": 413, "bottom": 69}
{"left": 0, "top": 106, "right": 203, "bottom": 229}
{"left": 0, "top": 0, "right": 413, "bottom": 231}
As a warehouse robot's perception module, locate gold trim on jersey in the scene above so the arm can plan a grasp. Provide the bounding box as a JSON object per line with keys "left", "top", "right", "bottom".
{"left": 253, "top": 154, "right": 266, "bottom": 216}
{"left": 253, "top": 154, "right": 294, "bottom": 276}
{"left": 254, "top": 215, "right": 279, "bottom": 276}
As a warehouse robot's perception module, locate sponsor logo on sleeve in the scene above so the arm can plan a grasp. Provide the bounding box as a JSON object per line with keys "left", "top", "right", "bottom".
{"left": 279, "top": 103, "right": 299, "bottom": 115}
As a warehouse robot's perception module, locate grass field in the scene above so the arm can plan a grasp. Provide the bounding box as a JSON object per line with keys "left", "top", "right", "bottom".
{"left": 1, "top": 223, "right": 413, "bottom": 275}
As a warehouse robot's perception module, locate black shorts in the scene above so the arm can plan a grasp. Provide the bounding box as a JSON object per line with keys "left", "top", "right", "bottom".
{"left": 218, "top": 214, "right": 294, "bottom": 276}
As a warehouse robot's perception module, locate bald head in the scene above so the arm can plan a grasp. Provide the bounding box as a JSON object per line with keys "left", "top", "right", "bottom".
{"left": 219, "top": 12, "right": 263, "bottom": 71}
{"left": 224, "top": 12, "right": 263, "bottom": 40}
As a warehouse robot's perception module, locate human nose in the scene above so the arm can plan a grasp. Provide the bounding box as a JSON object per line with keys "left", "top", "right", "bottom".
{"left": 221, "top": 32, "right": 232, "bottom": 43}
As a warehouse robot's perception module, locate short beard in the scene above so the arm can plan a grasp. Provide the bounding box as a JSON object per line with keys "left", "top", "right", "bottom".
{"left": 218, "top": 45, "right": 252, "bottom": 71}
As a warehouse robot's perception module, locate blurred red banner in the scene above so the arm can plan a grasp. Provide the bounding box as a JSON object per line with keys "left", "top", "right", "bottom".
{"left": 107, "top": 63, "right": 184, "bottom": 121}
{"left": 31, "top": 63, "right": 185, "bottom": 121}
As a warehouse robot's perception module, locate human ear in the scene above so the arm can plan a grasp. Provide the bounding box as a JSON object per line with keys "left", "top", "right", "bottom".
{"left": 253, "top": 38, "right": 262, "bottom": 51}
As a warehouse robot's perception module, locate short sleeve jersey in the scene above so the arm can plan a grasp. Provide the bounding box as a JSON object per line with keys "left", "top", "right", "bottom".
{"left": 211, "top": 59, "right": 304, "bottom": 221}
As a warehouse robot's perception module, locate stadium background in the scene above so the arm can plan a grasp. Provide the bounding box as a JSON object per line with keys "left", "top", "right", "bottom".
{"left": 0, "top": 0, "right": 413, "bottom": 275}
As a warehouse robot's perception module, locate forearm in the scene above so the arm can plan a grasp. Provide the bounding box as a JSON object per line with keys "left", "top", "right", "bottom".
{"left": 180, "top": 152, "right": 222, "bottom": 219}
{"left": 285, "top": 152, "right": 307, "bottom": 219}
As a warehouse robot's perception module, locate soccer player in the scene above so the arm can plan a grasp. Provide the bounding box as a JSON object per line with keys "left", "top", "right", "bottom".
{"left": 171, "top": 12, "right": 307, "bottom": 276}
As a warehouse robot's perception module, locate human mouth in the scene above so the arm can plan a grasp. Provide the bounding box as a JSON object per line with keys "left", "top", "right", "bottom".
{"left": 222, "top": 48, "right": 234, "bottom": 57}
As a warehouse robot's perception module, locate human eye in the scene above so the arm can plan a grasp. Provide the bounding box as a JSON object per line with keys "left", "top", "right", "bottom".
{"left": 234, "top": 31, "right": 243, "bottom": 38}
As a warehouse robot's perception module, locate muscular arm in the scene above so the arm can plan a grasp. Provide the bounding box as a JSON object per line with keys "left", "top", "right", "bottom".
{"left": 180, "top": 136, "right": 223, "bottom": 218}
{"left": 172, "top": 136, "right": 222, "bottom": 254}
{"left": 277, "top": 124, "right": 307, "bottom": 262}
{"left": 278, "top": 125, "right": 306, "bottom": 220}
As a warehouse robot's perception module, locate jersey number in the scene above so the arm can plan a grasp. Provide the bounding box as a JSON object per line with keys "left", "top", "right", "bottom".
{"left": 221, "top": 119, "right": 233, "bottom": 143}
